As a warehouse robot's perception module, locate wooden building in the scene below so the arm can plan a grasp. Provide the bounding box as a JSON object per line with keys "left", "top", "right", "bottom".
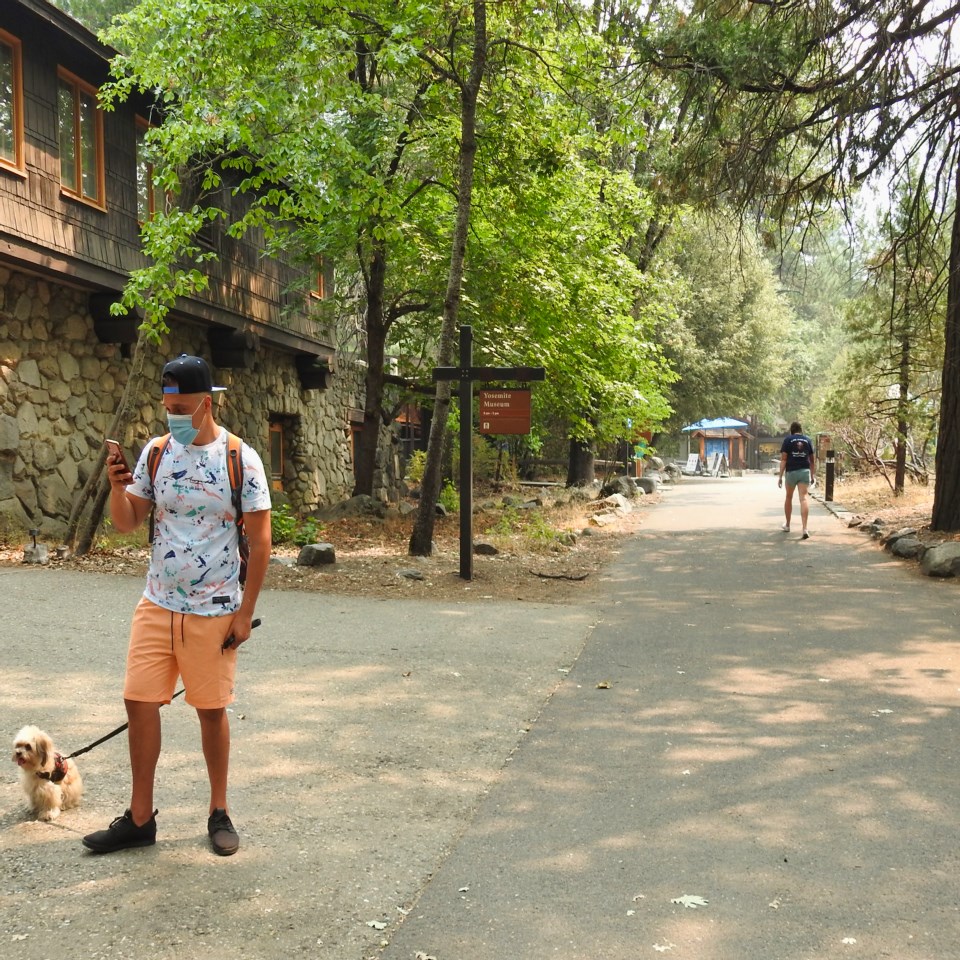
{"left": 0, "top": 0, "right": 389, "bottom": 537}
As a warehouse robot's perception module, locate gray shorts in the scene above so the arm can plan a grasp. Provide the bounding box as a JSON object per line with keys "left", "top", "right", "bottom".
{"left": 785, "top": 468, "right": 811, "bottom": 488}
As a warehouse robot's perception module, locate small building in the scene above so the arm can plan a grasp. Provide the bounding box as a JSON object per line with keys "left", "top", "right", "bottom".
{"left": 681, "top": 418, "right": 751, "bottom": 470}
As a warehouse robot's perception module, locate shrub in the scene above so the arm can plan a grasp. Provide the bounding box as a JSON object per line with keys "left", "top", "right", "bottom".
{"left": 404, "top": 449, "right": 427, "bottom": 484}
{"left": 271, "top": 504, "right": 324, "bottom": 546}
{"left": 439, "top": 479, "right": 460, "bottom": 514}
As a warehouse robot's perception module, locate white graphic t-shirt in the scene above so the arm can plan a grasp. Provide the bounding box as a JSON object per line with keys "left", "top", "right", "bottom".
{"left": 127, "top": 428, "right": 272, "bottom": 615}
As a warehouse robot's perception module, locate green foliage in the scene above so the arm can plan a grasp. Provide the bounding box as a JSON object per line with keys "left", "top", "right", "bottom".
{"left": 489, "top": 506, "right": 562, "bottom": 546}
{"left": 271, "top": 504, "right": 324, "bottom": 547}
{"left": 52, "top": 0, "right": 135, "bottom": 33}
{"left": 659, "top": 215, "right": 792, "bottom": 428}
{"left": 438, "top": 480, "right": 459, "bottom": 515}
{"left": 404, "top": 449, "right": 427, "bottom": 485}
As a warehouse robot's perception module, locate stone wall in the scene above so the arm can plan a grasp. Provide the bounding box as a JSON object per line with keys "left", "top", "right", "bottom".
{"left": 0, "top": 265, "right": 397, "bottom": 540}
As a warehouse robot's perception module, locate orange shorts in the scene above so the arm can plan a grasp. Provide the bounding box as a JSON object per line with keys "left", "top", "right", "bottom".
{"left": 123, "top": 597, "right": 237, "bottom": 708}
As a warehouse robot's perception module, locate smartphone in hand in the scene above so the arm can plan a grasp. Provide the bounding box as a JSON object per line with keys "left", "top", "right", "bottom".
{"left": 104, "top": 438, "right": 132, "bottom": 480}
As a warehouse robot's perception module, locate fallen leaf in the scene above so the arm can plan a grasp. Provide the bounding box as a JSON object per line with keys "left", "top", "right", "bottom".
{"left": 596, "top": 681, "right": 611, "bottom": 689}
{"left": 671, "top": 894, "right": 708, "bottom": 909}
{"left": 366, "top": 921, "right": 387, "bottom": 930}
{"left": 842, "top": 938, "right": 857, "bottom": 945}
{"left": 653, "top": 943, "right": 675, "bottom": 953}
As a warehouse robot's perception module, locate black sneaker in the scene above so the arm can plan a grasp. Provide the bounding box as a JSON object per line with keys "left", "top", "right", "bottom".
{"left": 82, "top": 809, "right": 157, "bottom": 853}
{"left": 207, "top": 808, "right": 239, "bottom": 856}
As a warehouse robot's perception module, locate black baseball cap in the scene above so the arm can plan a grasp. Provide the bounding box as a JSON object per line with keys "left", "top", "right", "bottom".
{"left": 161, "top": 354, "right": 226, "bottom": 394}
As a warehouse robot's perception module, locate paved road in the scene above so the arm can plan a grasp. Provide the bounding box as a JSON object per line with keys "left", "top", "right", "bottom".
{"left": 2, "top": 476, "right": 959, "bottom": 960}
{"left": 380, "top": 476, "right": 960, "bottom": 960}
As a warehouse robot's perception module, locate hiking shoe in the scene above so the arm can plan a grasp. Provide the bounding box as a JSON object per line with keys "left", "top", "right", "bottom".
{"left": 780, "top": 522, "right": 790, "bottom": 532}
{"left": 801, "top": 531, "right": 810, "bottom": 540}
{"left": 208, "top": 808, "right": 239, "bottom": 856}
{"left": 82, "top": 809, "right": 157, "bottom": 853}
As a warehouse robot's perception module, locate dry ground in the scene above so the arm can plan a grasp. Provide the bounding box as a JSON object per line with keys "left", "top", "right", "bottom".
{"left": 2, "top": 472, "right": 947, "bottom": 603}
{"left": 827, "top": 471, "right": 958, "bottom": 545}
{"left": 0, "top": 488, "right": 657, "bottom": 604}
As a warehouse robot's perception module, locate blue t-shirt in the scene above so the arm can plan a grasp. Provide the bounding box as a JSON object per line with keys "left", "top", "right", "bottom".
{"left": 780, "top": 433, "right": 814, "bottom": 471}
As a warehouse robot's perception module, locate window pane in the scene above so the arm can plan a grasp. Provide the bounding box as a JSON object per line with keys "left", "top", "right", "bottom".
{"left": 270, "top": 426, "right": 283, "bottom": 479}
{"left": 0, "top": 41, "right": 14, "bottom": 163}
{"left": 58, "top": 80, "right": 77, "bottom": 191}
{"left": 79, "top": 90, "right": 98, "bottom": 200}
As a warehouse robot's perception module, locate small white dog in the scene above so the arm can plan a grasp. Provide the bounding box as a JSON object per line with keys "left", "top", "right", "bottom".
{"left": 12, "top": 725, "right": 83, "bottom": 821}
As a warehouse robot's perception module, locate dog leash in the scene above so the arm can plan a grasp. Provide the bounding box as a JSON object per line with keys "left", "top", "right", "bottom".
{"left": 65, "top": 689, "right": 186, "bottom": 761}
{"left": 66, "top": 618, "right": 262, "bottom": 761}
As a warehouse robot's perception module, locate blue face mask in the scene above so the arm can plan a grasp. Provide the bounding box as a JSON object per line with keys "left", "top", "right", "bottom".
{"left": 166, "top": 398, "right": 205, "bottom": 445}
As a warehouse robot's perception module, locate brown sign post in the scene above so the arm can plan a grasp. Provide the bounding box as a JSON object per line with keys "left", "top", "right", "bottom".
{"left": 434, "top": 325, "right": 545, "bottom": 580}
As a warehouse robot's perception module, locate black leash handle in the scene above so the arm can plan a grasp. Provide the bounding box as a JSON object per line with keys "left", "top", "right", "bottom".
{"left": 67, "top": 617, "right": 263, "bottom": 760}
{"left": 222, "top": 617, "right": 261, "bottom": 651}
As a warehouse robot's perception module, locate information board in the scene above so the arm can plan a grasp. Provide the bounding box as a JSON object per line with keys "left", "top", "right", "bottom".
{"left": 478, "top": 389, "right": 532, "bottom": 435}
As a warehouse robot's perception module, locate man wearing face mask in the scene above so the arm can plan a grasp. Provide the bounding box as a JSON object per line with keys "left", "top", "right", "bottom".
{"left": 83, "top": 354, "right": 272, "bottom": 857}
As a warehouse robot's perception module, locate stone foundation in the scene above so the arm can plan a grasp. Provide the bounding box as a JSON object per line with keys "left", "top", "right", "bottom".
{"left": 0, "top": 266, "right": 397, "bottom": 539}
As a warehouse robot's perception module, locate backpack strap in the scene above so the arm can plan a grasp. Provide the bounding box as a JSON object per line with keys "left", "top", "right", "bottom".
{"left": 226, "top": 432, "right": 243, "bottom": 524}
{"left": 225, "top": 433, "right": 249, "bottom": 586}
{"left": 147, "top": 434, "right": 172, "bottom": 489}
{"left": 146, "top": 434, "right": 171, "bottom": 545}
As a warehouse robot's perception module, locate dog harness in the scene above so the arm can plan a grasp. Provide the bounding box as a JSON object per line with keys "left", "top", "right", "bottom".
{"left": 36, "top": 753, "right": 68, "bottom": 783}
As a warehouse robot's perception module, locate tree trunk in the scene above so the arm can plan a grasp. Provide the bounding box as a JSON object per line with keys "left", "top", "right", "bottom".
{"left": 353, "top": 245, "right": 389, "bottom": 497}
{"left": 566, "top": 437, "right": 595, "bottom": 486}
{"left": 932, "top": 161, "right": 960, "bottom": 530}
{"left": 894, "top": 332, "right": 910, "bottom": 496}
{"left": 66, "top": 325, "right": 152, "bottom": 553}
{"left": 409, "top": 1, "right": 487, "bottom": 556}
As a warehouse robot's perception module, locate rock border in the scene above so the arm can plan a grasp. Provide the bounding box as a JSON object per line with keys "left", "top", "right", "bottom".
{"left": 816, "top": 493, "right": 960, "bottom": 579}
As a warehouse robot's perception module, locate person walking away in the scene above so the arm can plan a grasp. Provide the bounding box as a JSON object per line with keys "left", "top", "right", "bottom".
{"left": 82, "top": 354, "right": 272, "bottom": 856}
{"left": 778, "top": 421, "right": 816, "bottom": 540}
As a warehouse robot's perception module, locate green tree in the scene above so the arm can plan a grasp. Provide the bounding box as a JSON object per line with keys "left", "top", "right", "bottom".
{"left": 101, "top": 0, "right": 457, "bottom": 500}
{"left": 821, "top": 182, "right": 946, "bottom": 492}
{"left": 659, "top": 215, "right": 791, "bottom": 429}
{"left": 53, "top": 0, "right": 136, "bottom": 33}
{"left": 640, "top": 0, "right": 960, "bottom": 528}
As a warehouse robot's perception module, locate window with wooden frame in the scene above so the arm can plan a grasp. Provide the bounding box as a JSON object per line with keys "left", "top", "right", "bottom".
{"left": 311, "top": 256, "right": 326, "bottom": 299}
{"left": 0, "top": 29, "right": 24, "bottom": 175}
{"left": 268, "top": 420, "right": 285, "bottom": 491}
{"left": 135, "top": 117, "right": 160, "bottom": 223}
{"left": 57, "top": 68, "right": 105, "bottom": 208}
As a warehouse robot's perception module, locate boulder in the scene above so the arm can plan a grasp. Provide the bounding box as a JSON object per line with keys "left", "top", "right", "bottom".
{"left": 600, "top": 475, "right": 638, "bottom": 499}
{"left": 297, "top": 542, "right": 337, "bottom": 566}
{"left": 473, "top": 542, "right": 499, "bottom": 556}
{"left": 920, "top": 542, "right": 960, "bottom": 577}
{"left": 882, "top": 527, "right": 918, "bottom": 547}
{"left": 321, "top": 495, "right": 387, "bottom": 519}
{"left": 890, "top": 537, "right": 924, "bottom": 559}
{"left": 635, "top": 476, "right": 658, "bottom": 495}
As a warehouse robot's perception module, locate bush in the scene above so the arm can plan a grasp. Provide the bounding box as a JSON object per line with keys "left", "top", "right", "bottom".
{"left": 271, "top": 504, "right": 324, "bottom": 546}
{"left": 404, "top": 449, "right": 427, "bottom": 484}
{"left": 489, "top": 506, "right": 559, "bottom": 545}
{"left": 439, "top": 479, "right": 460, "bottom": 514}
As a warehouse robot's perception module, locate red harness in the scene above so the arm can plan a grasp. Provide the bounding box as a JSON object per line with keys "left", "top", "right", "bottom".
{"left": 36, "top": 753, "right": 68, "bottom": 783}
